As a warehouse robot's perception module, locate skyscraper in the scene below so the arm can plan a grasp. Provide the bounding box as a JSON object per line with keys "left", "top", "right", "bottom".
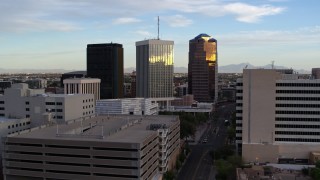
{"left": 188, "top": 34, "right": 218, "bottom": 103}
{"left": 87, "top": 43, "right": 123, "bottom": 99}
{"left": 136, "top": 39, "right": 174, "bottom": 98}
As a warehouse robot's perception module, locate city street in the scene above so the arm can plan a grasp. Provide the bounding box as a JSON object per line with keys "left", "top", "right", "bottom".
{"left": 177, "top": 102, "right": 235, "bottom": 180}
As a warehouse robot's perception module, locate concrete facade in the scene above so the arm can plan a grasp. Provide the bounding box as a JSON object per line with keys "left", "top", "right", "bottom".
{"left": 2, "top": 115, "right": 180, "bottom": 180}
{"left": 63, "top": 78, "right": 101, "bottom": 101}
{"left": 236, "top": 69, "right": 320, "bottom": 164}
{"left": 0, "top": 83, "right": 95, "bottom": 127}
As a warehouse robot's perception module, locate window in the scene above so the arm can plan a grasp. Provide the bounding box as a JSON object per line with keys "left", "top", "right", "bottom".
{"left": 45, "top": 102, "right": 55, "bottom": 105}
{"left": 57, "top": 109, "right": 63, "bottom": 112}
{"left": 26, "top": 108, "right": 30, "bottom": 111}
{"left": 0, "top": 113, "right": 4, "bottom": 117}
{"left": 0, "top": 107, "right": 5, "bottom": 110}
{"left": 56, "top": 116, "right": 63, "bottom": 119}
{"left": 56, "top": 102, "right": 63, "bottom": 105}
{"left": 26, "top": 115, "right": 30, "bottom": 118}
{"left": 25, "top": 101, "right": 29, "bottom": 105}
{"left": 0, "top": 101, "right": 4, "bottom": 104}
{"left": 8, "top": 126, "right": 10, "bottom": 129}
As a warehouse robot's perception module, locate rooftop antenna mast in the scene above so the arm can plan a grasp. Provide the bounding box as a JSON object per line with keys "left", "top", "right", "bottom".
{"left": 157, "top": 16, "right": 160, "bottom": 40}
{"left": 271, "top": 61, "right": 275, "bottom": 69}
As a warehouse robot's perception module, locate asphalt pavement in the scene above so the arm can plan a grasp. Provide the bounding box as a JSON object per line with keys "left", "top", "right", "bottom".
{"left": 177, "top": 102, "right": 235, "bottom": 180}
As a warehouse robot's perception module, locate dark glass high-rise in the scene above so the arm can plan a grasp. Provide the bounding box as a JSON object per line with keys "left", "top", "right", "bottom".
{"left": 87, "top": 43, "right": 123, "bottom": 99}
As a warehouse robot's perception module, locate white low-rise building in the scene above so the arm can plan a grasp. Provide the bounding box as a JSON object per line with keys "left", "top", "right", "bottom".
{"left": 96, "top": 98, "right": 158, "bottom": 115}
{"left": 63, "top": 78, "right": 101, "bottom": 101}
{"left": 0, "top": 83, "right": 95, "bottom": 127}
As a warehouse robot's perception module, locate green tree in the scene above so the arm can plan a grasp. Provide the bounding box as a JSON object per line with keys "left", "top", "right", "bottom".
{"left": 316, "top": 160, "right": 320, "bottom": 168}
{"left": 310, "top": 168, "right": 320, "bottom": 180}
{"left": 163, "top": 170, "right": 175, "bottom": 180}
{"left": 227, "top": 126, "right": 236, "bottom": 144}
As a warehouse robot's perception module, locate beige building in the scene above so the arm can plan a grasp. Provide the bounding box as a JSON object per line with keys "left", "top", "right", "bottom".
{"left": 236, "top": 69, "right": 320, "bottom": 164}
{"left": 0, "top": 83, "right": 95, "bottom": 127}
{"left": 3, "top": 115, "right": 180, "bottom": 180}
{"left": 63, "top": 78, "right": 101, "bottom": 101}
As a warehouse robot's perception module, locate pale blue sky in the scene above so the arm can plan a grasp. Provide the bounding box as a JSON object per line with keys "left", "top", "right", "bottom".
{"left": 0, "top": 0, "right": 319, "bottom": 71}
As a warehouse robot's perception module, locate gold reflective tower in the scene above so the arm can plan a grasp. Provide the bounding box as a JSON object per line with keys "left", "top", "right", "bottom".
{"left": 136, "top": 39, "right": 174, "bottom": 98}
{"left": 188, "top": 34, "right": 218, "bottom": 102}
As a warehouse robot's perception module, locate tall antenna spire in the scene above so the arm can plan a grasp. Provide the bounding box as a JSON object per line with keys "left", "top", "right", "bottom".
{"left": 157, "top": 16, "right": 160, "bottom": 40}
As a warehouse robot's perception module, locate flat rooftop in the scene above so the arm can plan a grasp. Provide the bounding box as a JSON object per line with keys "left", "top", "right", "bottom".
{"left": 11, "top": 115, "right": 179, "bottom": 143}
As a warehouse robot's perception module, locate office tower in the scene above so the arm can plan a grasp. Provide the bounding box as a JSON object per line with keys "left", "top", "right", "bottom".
{"left": 131, "top": 71, "right": 136, "bottom": 98}
{"left": 3, "top": 115, "right": 180, "bottom": 179}
{"left": 87, "top": 43, "right": 124, "bottom": 99}
{"left": 136, "top": 39, "right": 174, "bottom": 98}
{"left": 312, "top": 68, "right": 320, "bottom": 79}
{"left": 63, "top": 78, "right": 101, "bottom": 101}
{"left": 236, "top": 69, "right": 320, "bottom": 163}
{"left": 188, "top": 33, "right": 218, "bottom": 103}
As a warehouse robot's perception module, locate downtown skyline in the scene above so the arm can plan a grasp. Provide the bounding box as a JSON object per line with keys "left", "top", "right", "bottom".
{"left": 0, "top": 0, "right": 319, "bottom": 71}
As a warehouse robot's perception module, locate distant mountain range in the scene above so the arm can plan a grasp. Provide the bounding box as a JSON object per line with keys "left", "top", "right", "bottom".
{"left": 0, "top": 63, "right": 310, "bottom": 74}
{"left": 170, "top": 63, "right": 310, "bottom": 74}
{"left": 218, "top": 63, "right": 310, "bottom": 74}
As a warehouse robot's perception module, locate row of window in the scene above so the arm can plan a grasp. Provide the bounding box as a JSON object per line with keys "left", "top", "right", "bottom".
{"left": 83, "top": 111, "right": 94, "bottom": 116}
{"left": 276, "top": 83, "right": 320, "bottom": 87}
{"left": 275, "top": 138, "right": 320, "bottom": 142}
{"left": 238, "top": 96, "right": 320, "bottom": 101}
{"left": 236, "top": 90, "right": 243, "bottom": 93}
{"left": 53, "top": 116, "right": 63, "bottom": 119}
{"left": 45, "top": 109, "right": 63, "bottom": 112}
{"left": 276, "top": 110, "right": 320, "bottom": 115}
{"left": 83, "top": 99, "right": 94, "bottom": 103}
{"left": 236, "top": 103, "right": 243, "bottom": 107}
{"left": 276, "top": 97, "right": 320, "bottom": 101}
{"left": 0, "top": 101, "right": 4, "bottom": 104}
{"left": 275, "top": 124, "right": 320, "bottom": 128}
{"left": 276, "top": 104, "right": 320, "bottom": 108}
{"left": 276, "top": 90, "right": 320, "bottom": 94}
{"left": 275, "top": 131, "right": 320, "bottom": 135}
{"left": 237, "top": 83, "right": 243, "bottom": 86}
{"left": 83, "top": 105, "right": 94, "bottom": 109}
{"left": 45, "top": 102, "right": 63, "bottom": 106}
{"left": 8, "top": 122, "right": 30, "bottom": 129}
{"left": 0, "top": 113, "right": 4, "bottom": 116}
{"left": 236, "top": 110, "right": 242, "bottom": 113}
{"left": 276, "top": 117, "right": 320, "bottom": 122}
{"left": 0, "top": 107, "right": 4, "bottom": 110}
